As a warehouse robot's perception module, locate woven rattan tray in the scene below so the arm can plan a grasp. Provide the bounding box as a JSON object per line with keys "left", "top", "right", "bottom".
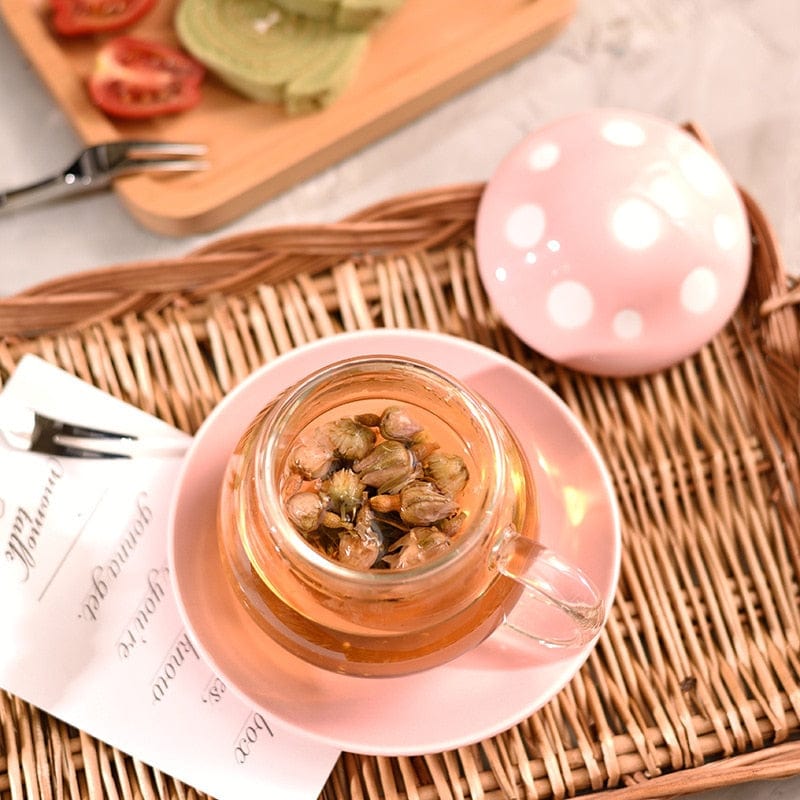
{"left": 2, "top": 132, "right": 800, "bottom": 799}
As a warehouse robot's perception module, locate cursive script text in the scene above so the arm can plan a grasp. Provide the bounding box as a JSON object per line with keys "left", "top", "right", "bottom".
{"left": 79, "top": 491, "right": 152, "bottom": 621}
{"left": 234, "top": 712, "right": 273, "bottom": 765}
{"left": 151, "top": 631, "right": 200, "bottom": 704}
{"left": 3, "top": 458, "right": 64, "bottom": 582}
{"left": 116, "top": 565, "right": 170, "bottom": 660}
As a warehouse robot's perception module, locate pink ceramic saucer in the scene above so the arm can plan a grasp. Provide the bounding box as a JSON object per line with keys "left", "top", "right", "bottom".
{"left": 167, "top": 330, "right": 620, "bottom": 756}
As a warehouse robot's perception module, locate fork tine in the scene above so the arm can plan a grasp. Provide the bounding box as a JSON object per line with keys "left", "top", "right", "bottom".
{"left": 49, "top": 443, "right": 130, "bottom": 459}
{"left": 34, "top": 412, "right": 136, "bottom": 441}
{"left": 121, "top": 141, "right": 208, "bottom": 157}
{"left": 6, "top": 410, "right": 187, "bottom": 459}
{"left": 115, "top": 158, "right": 210, "bottom": 176}
{"left": 2, "top": 141, "right": 209, "bottom": 213}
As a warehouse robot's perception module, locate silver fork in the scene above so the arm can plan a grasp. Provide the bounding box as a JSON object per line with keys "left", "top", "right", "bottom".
{"left": 0, "top": 140, "right": 208, "bottom": 214}
{"left": 0, "top": 408, "right": 189, "bottom": 459}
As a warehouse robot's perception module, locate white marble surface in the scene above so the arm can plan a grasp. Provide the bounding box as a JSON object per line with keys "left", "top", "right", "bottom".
{"left": 1, "top": 0, "right": 799, "bottom": 797}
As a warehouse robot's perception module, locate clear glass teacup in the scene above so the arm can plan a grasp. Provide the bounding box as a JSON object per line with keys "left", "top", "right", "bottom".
{"left": 217, "top": 355, "right": 603, "bottom": 678}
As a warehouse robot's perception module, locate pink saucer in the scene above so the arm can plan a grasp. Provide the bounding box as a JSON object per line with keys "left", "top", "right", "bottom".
{"left": 167, "top": 330, "right": 620, "bottom": 756}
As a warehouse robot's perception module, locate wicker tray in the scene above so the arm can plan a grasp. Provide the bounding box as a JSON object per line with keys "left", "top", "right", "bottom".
{"left": 2, "top": 133, "right": 800, "bottom": 799}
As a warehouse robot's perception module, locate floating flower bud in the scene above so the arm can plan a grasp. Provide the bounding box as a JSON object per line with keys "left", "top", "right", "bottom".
{"left": 322, "top": 468, "right": 364, "bottom": 521}
{"left": 377, "top": 464, "right": 422, "bottom": 495}
{"left": 282, "top": 471, "right": 304, "bottom": 498}
{"left": 399, "top": 481, "right": 459, "bottom": 526}
{"left": 424, "top": 452, "right": 469, "bottom": 496}
{"left": 369, "top": 493, "right": 402, "bottom": 514}
{"left": 319, "top": 510, "right": 352, "bottom": 530}
{"left": 353, "top": 440, "right": 415, "bottom": 489}
{"left": 379, "top": 405, "right": 424, "bottom": 442}
{"left": 288, "top": 441, "right": 335, "bottom": 479}
{"left": 438, "top": 511, "right": 466, "bottom": 537}
{"left": 354, "top": 501, "right": 382, "bottom": 545}
{"left": 409, "top": 431, "right": 440, "bottom": 462}
{"left": 354, "top": 412, "right": 381, "bottom": 428}
{"left": 383, "top": 527, "right": 451, "bottom": 569}
{"left": 324, "top": 418, "right": 376, "bottom": 460}
{"left": 338, "top": 528, "right": 382, "bottom": 570}
{"left": 285, "top": 491, "right": 324, "bottom": 533}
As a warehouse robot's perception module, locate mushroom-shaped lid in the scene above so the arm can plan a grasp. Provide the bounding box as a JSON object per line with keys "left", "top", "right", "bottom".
{"left": 475, "top": 109, "right": 751, "bottom": 377}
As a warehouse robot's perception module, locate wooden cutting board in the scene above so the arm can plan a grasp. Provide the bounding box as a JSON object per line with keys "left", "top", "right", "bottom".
{"left": 1, "top": 0, "right": 575, "bottom": 235}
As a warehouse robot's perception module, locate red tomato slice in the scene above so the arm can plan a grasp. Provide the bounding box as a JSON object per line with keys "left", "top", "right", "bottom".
{"left": 88, "top": 37, "right": 205, "bottom": 120}
{"left": 51, "top": 0, "right": 156, "bottom": 36}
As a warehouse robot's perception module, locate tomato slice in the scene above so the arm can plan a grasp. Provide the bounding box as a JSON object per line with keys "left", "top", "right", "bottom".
{"left": 51, "top": 0, "right": 156, "bottom": 36}
{"left": 88, "top": 37, "right": 205, "bottom": 120}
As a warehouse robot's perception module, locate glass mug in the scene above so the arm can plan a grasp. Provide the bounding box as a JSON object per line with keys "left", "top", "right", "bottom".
{"left": 217, "top": 355, "right": 603, "bottom": 678}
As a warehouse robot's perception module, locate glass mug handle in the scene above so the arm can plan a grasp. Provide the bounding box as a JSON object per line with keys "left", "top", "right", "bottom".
{"left": 490, "top": 527, "right": 605, "bottom": 648}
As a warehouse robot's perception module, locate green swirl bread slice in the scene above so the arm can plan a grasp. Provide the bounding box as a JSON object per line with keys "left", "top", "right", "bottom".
{"left": 175, "top": 0, "right": 369, "bottom": 114}
{"left": 270, "top": 0, "right": 404, "bottom": 30}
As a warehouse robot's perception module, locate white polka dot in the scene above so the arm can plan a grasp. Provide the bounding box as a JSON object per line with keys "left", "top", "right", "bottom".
{"left": 505, "top": 203, "right": 546, "bottom": 249}
{"left": 679, "top": 150, "right": 725, "bottom": 197}
{"left": 528, "top": 141, "right": 561, "bottom": 171}
{"left": 612, "top": 309, "right": 643, "bottom": 339}
{"left": 648, "top": 174, "right": 689, "bottom": 219}
{"left": 495, "top": 266, "right": 508, "bottom": 282}
{"left": 713, "top": 213, "right": 740, "bottom": 250}
{"left": 681, "top": 267, "right": 719, "bottom": 314}
{"left": 601, "top": 119, "right": 647, "bottom": 147}
{"left": 612, "top": 198, "right": 662, "bottom": 250}
{"left": 547, "top": 281, "right": 594, "bottom": 329}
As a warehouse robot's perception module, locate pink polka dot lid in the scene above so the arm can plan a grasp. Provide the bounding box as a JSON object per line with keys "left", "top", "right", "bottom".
{"left": 475, "top": 108, "right": 752, "bottom": 377}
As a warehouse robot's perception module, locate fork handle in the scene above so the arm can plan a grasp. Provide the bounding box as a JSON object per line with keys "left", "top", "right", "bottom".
{"left": 0, "top": 172, "right": 103, "bottom": 214}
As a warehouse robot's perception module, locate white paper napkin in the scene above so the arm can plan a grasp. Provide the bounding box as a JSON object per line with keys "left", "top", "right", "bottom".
{"left": 0, "top": 355, "right": 339, "bottom": 800}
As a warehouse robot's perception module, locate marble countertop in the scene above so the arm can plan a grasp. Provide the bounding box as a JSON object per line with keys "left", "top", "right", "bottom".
{"left": 1, "top": 1, "right": 799, "bottom": 798}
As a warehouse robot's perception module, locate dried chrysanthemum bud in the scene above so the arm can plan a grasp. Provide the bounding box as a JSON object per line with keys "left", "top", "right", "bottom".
{"left": 319, "top": 510, "right": 352, "bottom": 530}
{"left": 285, "top": 491, "right": 325, "bottom": 533}
{"left": 353, "top": 440, "right": 415, "bottom": 489}
{"left": 409, "top": 431, "right": 439, "bottom": 462}
{"left": 376, "top": 463, "right": 422, "bottom": 495}
{"left": 383, "top": 527, "right": 451, "bottom": 569}
{"left": 288, "top": 441, "right": 335, "bottom": 479}
{"left": 282, "top": 471, "right": 303, "bottom": 498}
{"left": 369, "top": 493, "right": 402, "bottom": 514}
{"left": 354, "top": 412, "right": 381, "bottom": 428}
{"left": 424, "top": 452, "right": 469, "bottom": 496}
{"left": 338, "top": 528, "right": 382, "bottom": 570}
{"left": 399, "top": 481, "right": 459, "bottom": 526}
{"left": 379, "top": 405, "right": 424, "bottom": 442}
{"left": 322, "top": 468, "right": 364, "bottom": 521}
{"left": 324, "top": 418, "right": 376, "bottom": 461}
{"left": 354, "top": 500, "right": 381, "bottom": 540}
{"left": 438, "top": 510, "right": 466, "bottom": 537}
